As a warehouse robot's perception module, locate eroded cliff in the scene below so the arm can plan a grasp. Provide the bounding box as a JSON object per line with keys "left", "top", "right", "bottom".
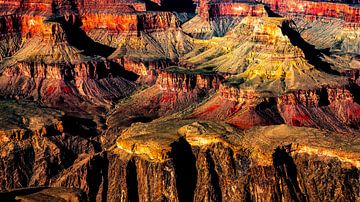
{"left": 0, "top": 0, "right": 359, "bottom": 201}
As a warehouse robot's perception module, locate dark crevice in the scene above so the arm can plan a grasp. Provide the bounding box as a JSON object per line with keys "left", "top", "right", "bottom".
{"left": 343, "top": 167, "right": 359, "bottom": 201}
{"left": 61, "top": 114, "right": 99, "bottom": 137}
{"left": 256, "top": 97, "right": 285, "bottom": 124}
{"left": 318, "top": 87, "right": 330, "bottom": 107}
{"left": 206, "top": 150, "right": 222, "bottom": 202}
{"left": 108, "top": 61, "right": 139, "bottom": 82}
{"left": 126, "top": 159, "right": 139, "bottom": 202}
{"left": 264, "top": 6, "right": 282, "bottom": 17}
{"left": 272, "top": 146, "right": 306, "bottom": 202}
{"left": 100, "top": 152, "right": 109, "bottom": 202}
{"left": 143, "top": 0, "right": 162, "bottom": 11}
{"left": 348, "top": 82, "right": 360, "bottom": 105}
{"left": 281, "top": 22, "right": 340, "bottom": 76}
{"left": 159, "top": 0, "right": 196, "bottom": 13}
{"left": 87, "top": 155, "right": 107, "bottom": 202}
{"left": 170, "top": 137, "right": 197, "bottom": 202}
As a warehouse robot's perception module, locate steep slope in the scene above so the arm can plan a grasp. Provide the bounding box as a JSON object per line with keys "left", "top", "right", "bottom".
{"left": 182, "top": 17, "right": 344, "bottom": 94}
{"left": 0, "top": 0, "right": 359, "bottom": 201}
{"left": 0, "top": 19, "right": 136, "bottom": 113}
{"left": 99, "top": 119, "right": 360, "bottom": 201}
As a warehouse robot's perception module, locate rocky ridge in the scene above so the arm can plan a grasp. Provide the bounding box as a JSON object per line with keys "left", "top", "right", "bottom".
{"left": 0, "top": 0, "right": 359, "bottom": 201}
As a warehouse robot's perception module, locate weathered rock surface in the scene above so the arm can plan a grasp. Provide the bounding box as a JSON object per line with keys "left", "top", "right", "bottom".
{"left": 100, "top": 120, "right": 360, "bottom": 201}
{"left": 0, "top": 0, "right": 359, "bottom": 201}
{"left": 0, "top": 187, "right": 87, "bottom": 202}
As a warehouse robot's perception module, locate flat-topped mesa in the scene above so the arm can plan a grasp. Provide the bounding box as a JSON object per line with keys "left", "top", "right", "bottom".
{"left": 81, "top": 12, "right": 179, "bottom": 34}
{"left": 157, "top": 68, "right": 221, "bottom": 92}
{"left": 110, "top": 120, "right": 360, "bottom": 201}
{"left": 257, "top": 0, "right": 360, "bottom": 23}
{"left": 197, "top": 0, "right": 267, "bottom": 20}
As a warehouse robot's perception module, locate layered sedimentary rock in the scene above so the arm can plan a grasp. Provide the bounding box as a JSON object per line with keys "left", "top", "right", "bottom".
{"left": 0, "top": 18, "right": 136, "bottom": 112}
{"left": 198, "top": 0, "right": 267, "bottom": 20}
{"left": 0, "top": 100, "right": 103, "bottom": 199}
{"left": 180, "top": 16, "right": 360, "bottom": 131}
{"left": 0, "top": 0, "right": 359, "bottom": 201}
{"left": 100, "top": 120, "right": 360, "bottom": 201}
{"left": 83, "top": 12, "right": 179, "bottom": 35}
{"left": 182, "top": 17, "right": 344, "bottom": 93}
{"left": 106, "top": 67, "right": 221, "bottom": 136}
{"left": 258, "top": 0, "right": 360, "bottom": 22}
{"left": 183, "top": 1, "right": 269, "bottom": 38}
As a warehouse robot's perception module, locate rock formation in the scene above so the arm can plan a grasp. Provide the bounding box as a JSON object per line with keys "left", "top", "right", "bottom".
{"left": 0, "top": 0, "right": 359, "bottom": 201}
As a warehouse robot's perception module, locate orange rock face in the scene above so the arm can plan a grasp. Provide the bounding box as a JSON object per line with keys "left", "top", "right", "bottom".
{"left": 198, "top": 1, "right": 267, "bottom": 20}
{"left": 81, "top": 12, "right": 178, "bottom": 33}
{"left": 0, "top": 0, "right": 359, "bottom": 201}
{"left": 157, "top": 71, "right": 220, "bottom": 92}
{"left": 258, "top": 0, "right": 360, "bottom": 22}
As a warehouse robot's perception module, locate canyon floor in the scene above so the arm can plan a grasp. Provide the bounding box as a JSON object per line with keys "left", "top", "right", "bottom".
{"left": 0, "top": 0, "right": 359, "bottom": 201}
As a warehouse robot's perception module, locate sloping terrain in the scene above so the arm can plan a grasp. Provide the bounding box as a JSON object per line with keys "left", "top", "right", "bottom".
{"left": 0, "top": 0, "right": 359, "bottom": 201}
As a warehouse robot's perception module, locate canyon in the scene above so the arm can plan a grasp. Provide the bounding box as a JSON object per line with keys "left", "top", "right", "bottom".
{"left": 0, "top": 0, "right": 359, "bottom": 201}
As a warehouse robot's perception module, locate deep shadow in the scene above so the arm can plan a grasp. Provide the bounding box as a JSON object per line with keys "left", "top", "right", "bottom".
{"left": 143, "top": 0, "right": 162, "bottom": 11}
{"left": 348, "top": 82, "right": 360, "bottom": 104}
{"left": 343, "top": 166, "right": 359, "bottom": 201}
{"left": 87, "top": 154, "right": 107, "bottom": 201}
{"left": 60, "top": 18, "right": 116, "bottom": 57}
{"left": 170, "top": 137, "right": 197, "bottom": 202}
{"left": 0, "top": 187, "right": 49, "bottom": 202}
{"left": 101, "top": 152, "right": 109, "bottom": 202}
{"left": 281, "top": 22, "right": 340, "bottom": 76}
{"left": 160, "top": 0, "right": 196, "bottom": 13}
{"left": 209, "top": 3, "right": 220, "bottom": 20}
{"left": 126, "top": 159, "right": 139, "bottom": 202}
{"left": 318, "top": 87, "right": 330, "bottom": 107}
{"left": 255, "top": 97, "right": 285, "bottom": 125}
{"left": 264, "top": 6, "right": 282, "bottom": 17}
{"left": 272, "top": 146, "right": 306, "bottom": 202}
{"left": 62, "top": 114, "right": 99, "bottom": 137}
{"left": 46, "top": 13, "right": 115, "bottom": 58}
{"left": 108, "top": 61, "right": 140, "bottom": 82}
{"left": 206, "top": 151, "right": 222, "bottom": 202}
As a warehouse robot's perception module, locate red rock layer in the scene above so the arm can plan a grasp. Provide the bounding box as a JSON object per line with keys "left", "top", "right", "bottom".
{"left": 198, "top": 1, "right": 267, "bottom": 20}
{"left": 214, "top": 84, "right": 360, "bottom": 131}
{"left": 114, "top": 58, "right": 171, "bottom": 85}
{"left": 78, "top": 0, "right": 146, "bottom": 13}
{"left": 258, "top": 0, "right": 360, "bottom": 23}
{"left": 158, "top": 71, "right": 220, "bottom": 92}
{"left": 278, "top": 87, "right": 360, "bottom": 129}
{"left": 0, "top": 60, "right": 136, "bottom": 110}
{"left": 81, "top": 12, "right": 179, "bottom": 33}
{"left": 0, "top": 0, "right": 146, "bottom": 14}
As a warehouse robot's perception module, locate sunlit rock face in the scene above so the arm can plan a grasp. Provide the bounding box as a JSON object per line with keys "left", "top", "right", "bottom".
{"left": 0, "top": 0, "right": 359, "bottom": 201}
{"left": 258, "top": 0, "right": 360, "bottom": 22}
{"left": 104, "top": 120, "right": 360, "bottom": 201}
{"left": 183, "top": 0, "right": 268, "bottom": 38}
